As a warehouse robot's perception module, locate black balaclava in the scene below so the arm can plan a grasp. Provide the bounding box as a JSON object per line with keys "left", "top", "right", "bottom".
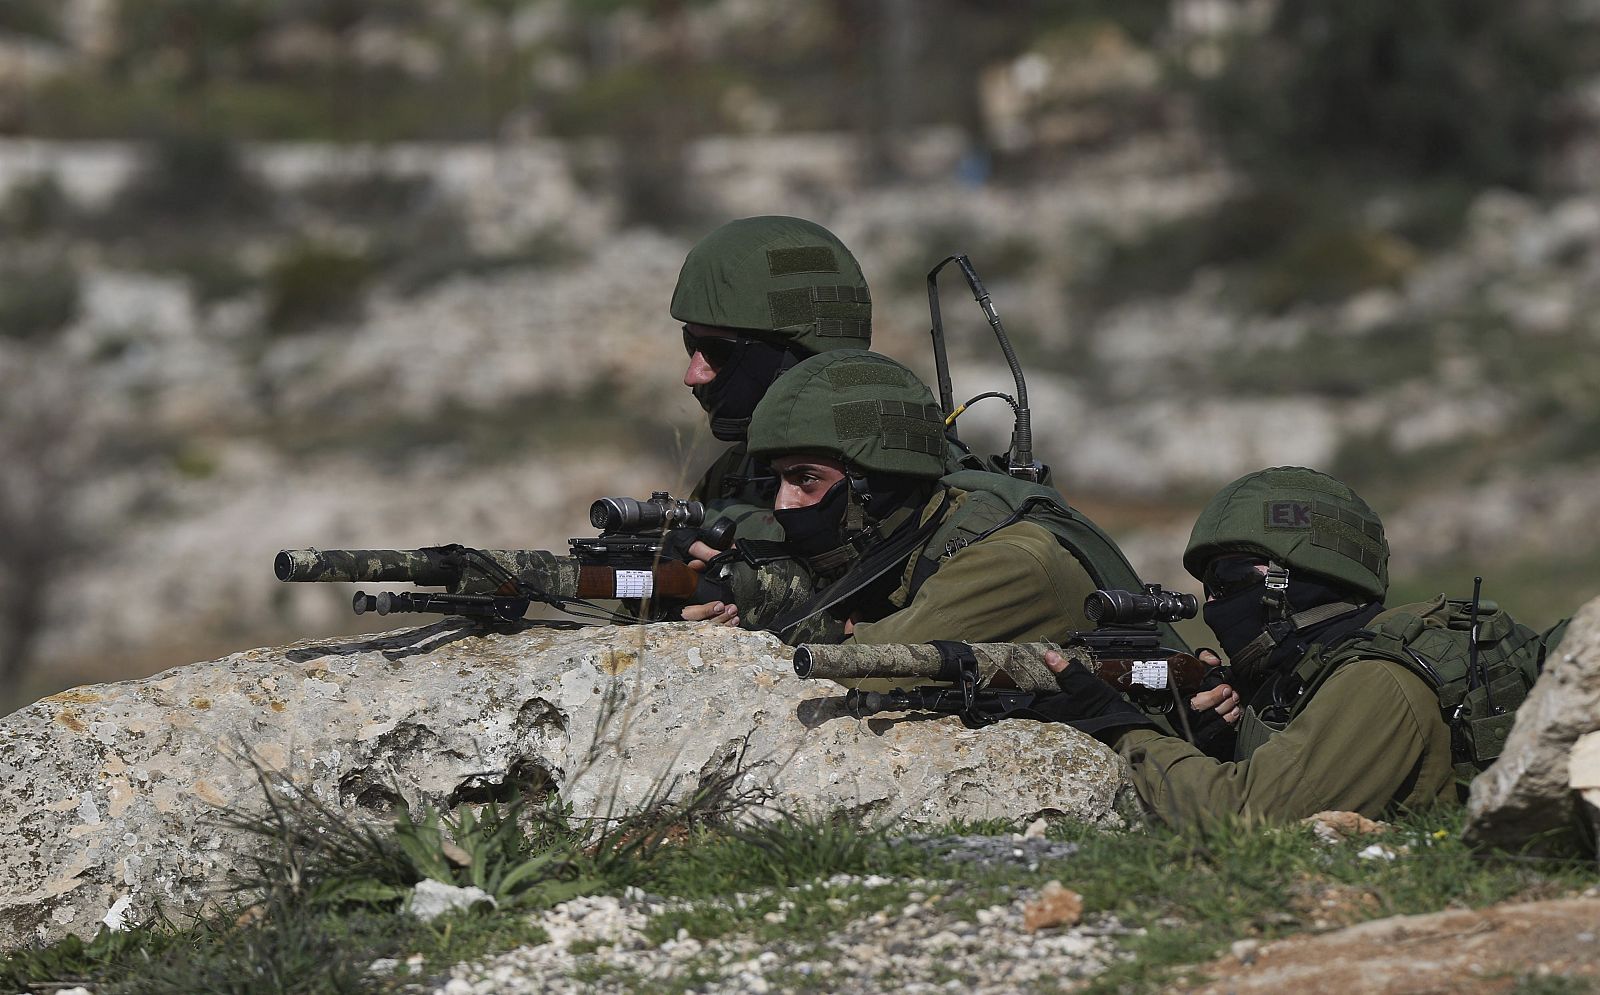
{"left": 693, "top": 339, "right": 807, "bottom": 441}
{"left": 1203, "top": 573, "right": 1377, "bottom": 691}
{"left": 772, "top": 479, "right": 851, "bottom": 561}
{"left": 772, "top": 473, "right": 935, "bottom": 580}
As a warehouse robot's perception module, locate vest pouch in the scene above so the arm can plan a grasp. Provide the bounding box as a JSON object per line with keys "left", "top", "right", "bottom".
{"left": 1234, "top": 706, "right": 1287, "bottom": 762}
{"left": 1456, "top": 669, "right": 1531, "bottom": 764}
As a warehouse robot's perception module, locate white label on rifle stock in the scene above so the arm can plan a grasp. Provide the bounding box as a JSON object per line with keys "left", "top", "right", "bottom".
{"left": 614, "top": 570, "right": 654, "bottom": 599}
{"left": 1131, "top": 660, "right": 1168, "bottom": 689}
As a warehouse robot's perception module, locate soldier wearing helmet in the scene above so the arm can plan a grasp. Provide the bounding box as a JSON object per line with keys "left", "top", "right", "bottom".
{"left": 696, "top": 349, "right": 1180, "bottom": 650}
{"left": 1041, "top": 467, "right": 1456, "bottom": 827}
{"left": 672, "top": 216, "right": 872, "bottom": 521}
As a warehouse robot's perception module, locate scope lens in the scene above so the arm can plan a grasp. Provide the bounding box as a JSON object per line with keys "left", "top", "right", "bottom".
{"left": 591, "top": 497, "right": 644, "bottom": 532}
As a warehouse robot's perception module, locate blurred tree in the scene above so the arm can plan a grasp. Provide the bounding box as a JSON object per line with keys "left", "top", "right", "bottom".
{"left": 1198, "top": 0, "right": 1591, "bottom": 189}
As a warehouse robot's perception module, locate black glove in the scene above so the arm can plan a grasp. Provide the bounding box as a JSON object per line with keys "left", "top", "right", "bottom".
{"left": 1174, "top": 663, "right": 1238, "bottom": 760}
{"left": 1010, "top": 660, "right": 1160, "bottom": 742}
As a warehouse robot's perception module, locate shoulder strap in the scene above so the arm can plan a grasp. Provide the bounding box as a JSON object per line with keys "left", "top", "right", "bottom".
{"left": 768, "top": 493, "right": 954, "bottom": 643}
{"left": 924, "top": 470, "right": 1189, "bottom": 650}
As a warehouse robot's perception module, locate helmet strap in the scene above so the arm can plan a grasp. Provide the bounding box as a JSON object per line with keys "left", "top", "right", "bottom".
{"left": 1229, "top": 562, "right": 1369, "bottom": 681}
{"left": 1228, "top": 563, "right": 1293, "bottom": 674}
{"left": 799, "top": 482, "right": 873, "bottom": 579}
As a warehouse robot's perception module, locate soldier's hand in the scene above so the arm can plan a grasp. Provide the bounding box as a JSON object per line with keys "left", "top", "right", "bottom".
{"left": 684, "top": 539, "right": 727, "bottom": 573}
{"left": 681, "top": 600, "right": 740, "bottom": 626}
{"left": 1191, "top": 649, "right": 1241, "bottom": 724}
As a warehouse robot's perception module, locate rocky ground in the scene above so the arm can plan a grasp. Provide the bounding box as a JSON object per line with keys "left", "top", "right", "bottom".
{"left": 425, "top": 866, "right": 1600, "bottom": 995}
{"left": 432, "top": 857, "right": 1120, "bottom": 995}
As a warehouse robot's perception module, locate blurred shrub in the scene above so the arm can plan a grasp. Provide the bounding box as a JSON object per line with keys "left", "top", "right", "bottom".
{"left": 549, "top": 64, "right": 741, "bottom": 227}
{"left": 1196, "top": 0, "right": 1589, "bottom": 189}
{"left": 264, "top": 242, "right": 374, "bottom": 333}
{"left": 888, "top": 220, "right": 1042, "bottom": 294}
{"left": 1253, "top": 227, "right": 1415, "bottom": 313}
{"left": 388, "top": 224, "right": 586, "bottom": 297}
{"left": 1212, "top": 322, "right": 1436, "bottom": 398}
{"left": 1078, "top": 182, "right": 1428, "bottom": 312}
{"left": 109, "top": 0, "right": 273, "bottom": 87}
{"left": 300, "top": 171, "right": 437, "bottom": 223}
{"left": 0, "top": 264, "right": 79, "bottom": 342}
{"left": 112, "top": 133, "right": 273, "bottom": 224}
{"left": 162, "top": 251, "right": 256, "bottom": 304}
{"left": 0, "top": 176, "right": 73, "bottom": 237}
{"left": 0, "top": 0, "right": 64, "bottom": 40}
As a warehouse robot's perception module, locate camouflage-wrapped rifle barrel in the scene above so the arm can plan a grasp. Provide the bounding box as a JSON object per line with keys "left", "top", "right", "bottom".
{"left": 274, "top": 546, "right": 699, "bottom": 600}
{"left": 793, "top": 640, "right": 1209, "bottom": 697}
{"left": 793, "top": 642, "right": 1089, "bottom": 694}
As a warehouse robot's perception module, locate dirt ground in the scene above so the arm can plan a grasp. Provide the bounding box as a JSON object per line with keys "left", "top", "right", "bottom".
{"left": 1183, "top": 896, "right": 1600, "bottom": 994}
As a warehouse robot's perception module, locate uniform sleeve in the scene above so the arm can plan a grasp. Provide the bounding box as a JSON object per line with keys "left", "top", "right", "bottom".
{"left": 1112, "top": 659, "right": 1452, "bottom": 828}
{"left": 848, "top": 522, "right": 1099, "bottom": 645}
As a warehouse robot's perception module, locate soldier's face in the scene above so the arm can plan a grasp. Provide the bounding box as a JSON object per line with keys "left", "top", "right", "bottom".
{"left": 770, "top": 455, "right": 848, "bottom": 510}
{"left": 682, "top": 324, "right": 742, "bottom": 388}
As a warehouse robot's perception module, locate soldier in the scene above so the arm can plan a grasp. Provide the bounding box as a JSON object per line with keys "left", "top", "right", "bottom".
{"left": 1041, "top": 467, "right": 1457, "bottom": 827}
{"left": 689, "top": 349, "right": 1185, "bottom": 649}
{"left": 672, "top": 215, "right": 873, "bottom": 518}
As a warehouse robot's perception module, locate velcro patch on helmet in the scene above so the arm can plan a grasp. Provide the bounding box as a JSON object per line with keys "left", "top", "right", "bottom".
{"left": 826, "top": 362, "right": 908, "bottom": 389}
{"left": 811, "top": 285, "right": 871, "bottom": 304}
{"left": 767, "top": 286, "right": 870, "bottom": 335}
{"left": 1264, "top": 499, "right": 1384, "bottom": 573}
{"left": 1309, "top": 501, "right": 1385, "bottom": 574}
{"left": 832, "top": 400, "right": 944, "bottom": 451}
{"left": 1263, "top": 501, "right": 1313, "bottom": 529}
{"left": 767, "top": 288, "right": 815, "bottom": 329}
{"left": 817, "top": 318, "right": 869, "bottom": 338}
{"left": 767, "top": 246, "right": 839, "bottom": 276}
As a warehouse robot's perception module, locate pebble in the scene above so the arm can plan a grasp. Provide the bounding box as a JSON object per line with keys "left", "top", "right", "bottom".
{"left": 428, "top": 872, "right": 1121, "bottom": 994}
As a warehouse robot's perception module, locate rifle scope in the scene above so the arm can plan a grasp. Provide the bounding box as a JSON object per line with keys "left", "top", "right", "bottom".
{"left": 590, "top": 491, "right": 705, "bottom": 534}
{"left": 1083, "top": 585, "right": 1198, "bottom": 626}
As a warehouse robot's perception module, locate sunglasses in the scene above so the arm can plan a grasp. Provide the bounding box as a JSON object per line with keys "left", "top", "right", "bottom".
{"left": 1201, "top": 557, "right": 1267, "bottom": 600}
{"left": 682, "top": 328, "right": 743, "bottom": 369}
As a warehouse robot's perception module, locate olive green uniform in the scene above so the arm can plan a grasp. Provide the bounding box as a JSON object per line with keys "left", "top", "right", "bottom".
{"left": 1113, "top": 656, "right": 1456, "bottom": 828}
{"left": 850, "top": 495, "right": 1099, "bottom": 645}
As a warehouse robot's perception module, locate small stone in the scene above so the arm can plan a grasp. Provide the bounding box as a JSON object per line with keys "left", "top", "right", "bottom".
{"left": 1302, "top": 810, "right": 1391, "bottom": 845}
{"left": 410, "top": 879, "right": 496, "bottom": 923}
{"left": 442, "top": 979, "right": 474, "bottom": 995}
{"left": 1023, "top": 881, "right": 1084, "bottom": 932}
{"left": 1231, "top": 939, "right": 1260, "bottom": 965}
{"left": 1022, "top": 817, "right": 1049, "bottom": 839}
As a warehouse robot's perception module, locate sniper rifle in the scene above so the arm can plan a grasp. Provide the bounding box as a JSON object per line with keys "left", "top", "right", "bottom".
{"left": 276, "top": 491, "right": 732, "bottom": 624}
{"left": 793, "top": 585, "right": 1213, "bottom": 728}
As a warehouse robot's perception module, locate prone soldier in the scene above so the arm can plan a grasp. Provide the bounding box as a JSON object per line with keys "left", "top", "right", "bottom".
{"left": 1039, "top": 467, "right": 1492, "bottom": 828}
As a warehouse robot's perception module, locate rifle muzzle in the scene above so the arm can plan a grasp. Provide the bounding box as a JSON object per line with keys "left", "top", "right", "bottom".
{"left": 275, "top": 548, "right": 459, "bottom": 586}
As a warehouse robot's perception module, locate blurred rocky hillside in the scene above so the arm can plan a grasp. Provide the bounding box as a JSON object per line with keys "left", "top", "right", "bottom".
{"left": 3, "top": 0, "right": 1599, "bottom": 709}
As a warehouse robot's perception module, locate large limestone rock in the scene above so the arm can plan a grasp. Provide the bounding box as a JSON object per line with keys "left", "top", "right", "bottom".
{"left": 0, "top": 622, "right": 1131, "bottom": 949}
{"left": 1464, "top": 595, "right": 1600, "bottom": 854}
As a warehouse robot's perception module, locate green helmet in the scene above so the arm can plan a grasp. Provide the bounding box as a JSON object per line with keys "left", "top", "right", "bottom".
{"left": 747, "top": 350, "right": 947, "bottom": 479}
{"left": 1183, "top": 466, "right": 1389, "bottom": 599}
{"left": 670, "top": 216, "right": 871, "bottom": 354}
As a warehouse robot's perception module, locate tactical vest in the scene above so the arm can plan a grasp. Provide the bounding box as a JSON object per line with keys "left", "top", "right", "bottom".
{"left": 1234, "top": 594, "right": 1552, "bottom": 785}
{"left": 909, "top": 469, "right": 1191, "bottom": 652}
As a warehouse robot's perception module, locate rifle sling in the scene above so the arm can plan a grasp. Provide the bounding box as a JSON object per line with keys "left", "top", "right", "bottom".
{"left": 773, "top": 493, "right": 954, "bottom": 642}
